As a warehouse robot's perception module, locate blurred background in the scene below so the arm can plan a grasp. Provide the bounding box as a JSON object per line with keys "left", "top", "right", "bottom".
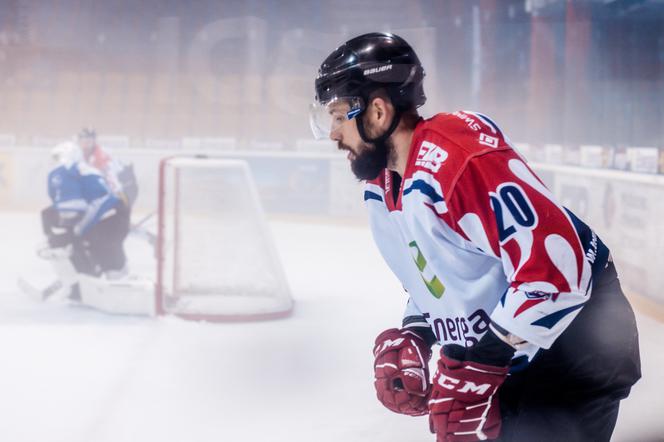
{"left": 2, "top": 0, "right": 663, "bottom": 288}
{"left": 0, "top": 0, "right": 661, "bottom": 148}
{"left": 0, "top": 1, "right": 663, "bottom": 441}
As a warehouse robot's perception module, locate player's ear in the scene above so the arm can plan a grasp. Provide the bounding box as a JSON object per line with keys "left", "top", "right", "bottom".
{"left": 369, "top": 96, "right": 388, "bottom": 126}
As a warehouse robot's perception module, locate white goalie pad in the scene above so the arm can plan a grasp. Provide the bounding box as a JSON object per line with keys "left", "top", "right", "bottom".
{"left": 78, "top": 274, "right": 156, "bottom": 316}
{"left": 39, "top": 244, "right": 79, "bottom": 288}
{"left": 34, "top": 242, "right": 155, "bottom": 316}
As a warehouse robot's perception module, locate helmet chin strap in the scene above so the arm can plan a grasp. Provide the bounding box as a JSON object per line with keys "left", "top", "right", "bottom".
{"left": 356, "top": 108, "right": 402, "bottom": 145}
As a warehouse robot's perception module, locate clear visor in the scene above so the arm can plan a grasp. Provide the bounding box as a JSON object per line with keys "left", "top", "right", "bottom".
{"left": 309, "top": 96, "right": 364, "bottom": 140}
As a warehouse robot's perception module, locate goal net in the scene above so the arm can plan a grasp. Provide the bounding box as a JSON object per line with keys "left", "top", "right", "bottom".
{"left": 156, "top": 156, "right": 293, "bottom": 320}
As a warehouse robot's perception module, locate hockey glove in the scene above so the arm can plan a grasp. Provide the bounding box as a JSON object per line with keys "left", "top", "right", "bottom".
{"left": 429, "top": 344, "right": 509, "bottom": 442}
{"left": 46, "top": 229, "right": 74, "bottom": 248}
{"left": 373, "top": 328, "right": 432, "bottom": 416}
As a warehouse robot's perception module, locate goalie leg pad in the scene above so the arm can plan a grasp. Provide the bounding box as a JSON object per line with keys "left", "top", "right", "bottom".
{"left": 78, "top": 274, "right": 155, "bottom": 316}
{"left": 40, "top": 245, "right": 80, "bottom": 288}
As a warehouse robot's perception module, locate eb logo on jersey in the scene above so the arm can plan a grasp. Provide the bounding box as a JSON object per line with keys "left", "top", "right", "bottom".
{"left": 415, "top": 141, "right": 448, "bottom": 173}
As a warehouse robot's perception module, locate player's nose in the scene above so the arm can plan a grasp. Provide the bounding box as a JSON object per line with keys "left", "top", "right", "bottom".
{"left": 329, "top": 127, "right": 341, "bottom": 142}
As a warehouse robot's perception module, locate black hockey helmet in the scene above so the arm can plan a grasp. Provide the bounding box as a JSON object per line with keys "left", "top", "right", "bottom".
{"left": 77, "top": 127, "right": 97, "bottom": 155}
{"left": 78, "top": 127, "right": 96, "bottom": 140}
{"left": 310, "top": 32, "right": 426, "bottom": 141}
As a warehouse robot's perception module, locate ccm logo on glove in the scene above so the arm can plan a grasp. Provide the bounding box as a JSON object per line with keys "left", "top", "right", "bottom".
{"left": 428, "top": 345, "right": 510, "bottom": 442}
{"left": 436, "top": 373, "right": 493, "bottom": 395}
{"left": 374, "top": 337, "right": 405, "bottom": 354}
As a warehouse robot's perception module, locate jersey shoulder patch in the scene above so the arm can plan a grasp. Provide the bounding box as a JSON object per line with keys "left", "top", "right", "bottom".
{"left": 407, "top": 112, "right": 512, "bottom": 201}
{"left": 423, "top": 111, "right": 508, "bottom": 154}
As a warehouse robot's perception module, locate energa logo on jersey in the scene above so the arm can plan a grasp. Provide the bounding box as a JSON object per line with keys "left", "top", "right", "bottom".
{"left": 415, "top": 141, "right": 448, "bottom": 173}
{"left": 409, "top": 240, "right": 445, "bottom": 299}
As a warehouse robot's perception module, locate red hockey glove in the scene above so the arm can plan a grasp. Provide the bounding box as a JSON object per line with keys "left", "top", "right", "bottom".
{"left": 429, "top": 345, "right": 509, "bottom": 442}
{"left": 373, "top": 328, "right": 432, "bottom": 416}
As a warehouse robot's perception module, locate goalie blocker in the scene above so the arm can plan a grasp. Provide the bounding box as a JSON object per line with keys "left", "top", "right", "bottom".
{"left": 41, "top": 202, "right": 130, "bottom": 277}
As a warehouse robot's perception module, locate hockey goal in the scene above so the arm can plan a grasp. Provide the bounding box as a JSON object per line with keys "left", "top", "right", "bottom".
{"left": 156, "top": 156, "right": 293, "bottom": 321}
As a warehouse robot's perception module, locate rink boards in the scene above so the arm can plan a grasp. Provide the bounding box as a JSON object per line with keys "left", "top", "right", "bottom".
{"left": 1, "top": 146, "right": 662, "bottom": 305}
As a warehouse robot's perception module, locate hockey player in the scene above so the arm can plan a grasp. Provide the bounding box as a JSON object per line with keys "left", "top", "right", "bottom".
{"left": 77, "top": 127, "right": 138, "bottom": 208}
{"left": 30, "top": 142, "right": 153, "bottom": 315}
{"left": 311, "top": 33, "right": 640, "bottom": 441}
{"left": 41, "top": 141, "right": 130, "bottom": 295}
{"left": 77, "top": 128, "right": 121, "bottom": 194}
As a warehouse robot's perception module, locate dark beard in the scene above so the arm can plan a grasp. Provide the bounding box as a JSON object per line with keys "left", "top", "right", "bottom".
{"left": 349, "top": 138, "right": 391, "bottom": 181}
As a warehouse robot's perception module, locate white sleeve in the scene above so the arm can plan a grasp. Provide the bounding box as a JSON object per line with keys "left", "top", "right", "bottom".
{"left": 402, "top": 297, "right": 430, "bottom": 329}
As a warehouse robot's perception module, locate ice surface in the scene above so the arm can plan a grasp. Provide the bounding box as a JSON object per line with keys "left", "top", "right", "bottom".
{"left": 0, "top": 211, "right": 662, "bottom": 442}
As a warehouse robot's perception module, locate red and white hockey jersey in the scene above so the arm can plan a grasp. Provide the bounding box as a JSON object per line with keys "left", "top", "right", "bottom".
{"left": 365, "top": 111, "right": 609, "bottom": 360}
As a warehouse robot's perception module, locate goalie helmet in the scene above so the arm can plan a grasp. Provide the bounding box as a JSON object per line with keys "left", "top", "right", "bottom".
{"left": 310, "top": 32, "right": 426, "bottom": 140}
{"left": 51, "top": 141, "right": 81, "bottom": 167}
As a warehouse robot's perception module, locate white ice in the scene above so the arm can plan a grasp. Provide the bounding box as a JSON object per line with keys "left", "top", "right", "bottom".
{"left": 0, "top": 211, "right": 662, "bottom": 442}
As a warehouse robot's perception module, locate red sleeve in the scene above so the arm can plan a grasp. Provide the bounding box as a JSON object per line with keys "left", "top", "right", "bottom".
{"left": 441, "top": 148, "right": 595, "bottom": 349}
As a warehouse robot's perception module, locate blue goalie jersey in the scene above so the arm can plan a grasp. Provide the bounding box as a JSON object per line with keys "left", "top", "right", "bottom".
{"left": 48, "top": 161, "right": 120, "bottom": 236}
